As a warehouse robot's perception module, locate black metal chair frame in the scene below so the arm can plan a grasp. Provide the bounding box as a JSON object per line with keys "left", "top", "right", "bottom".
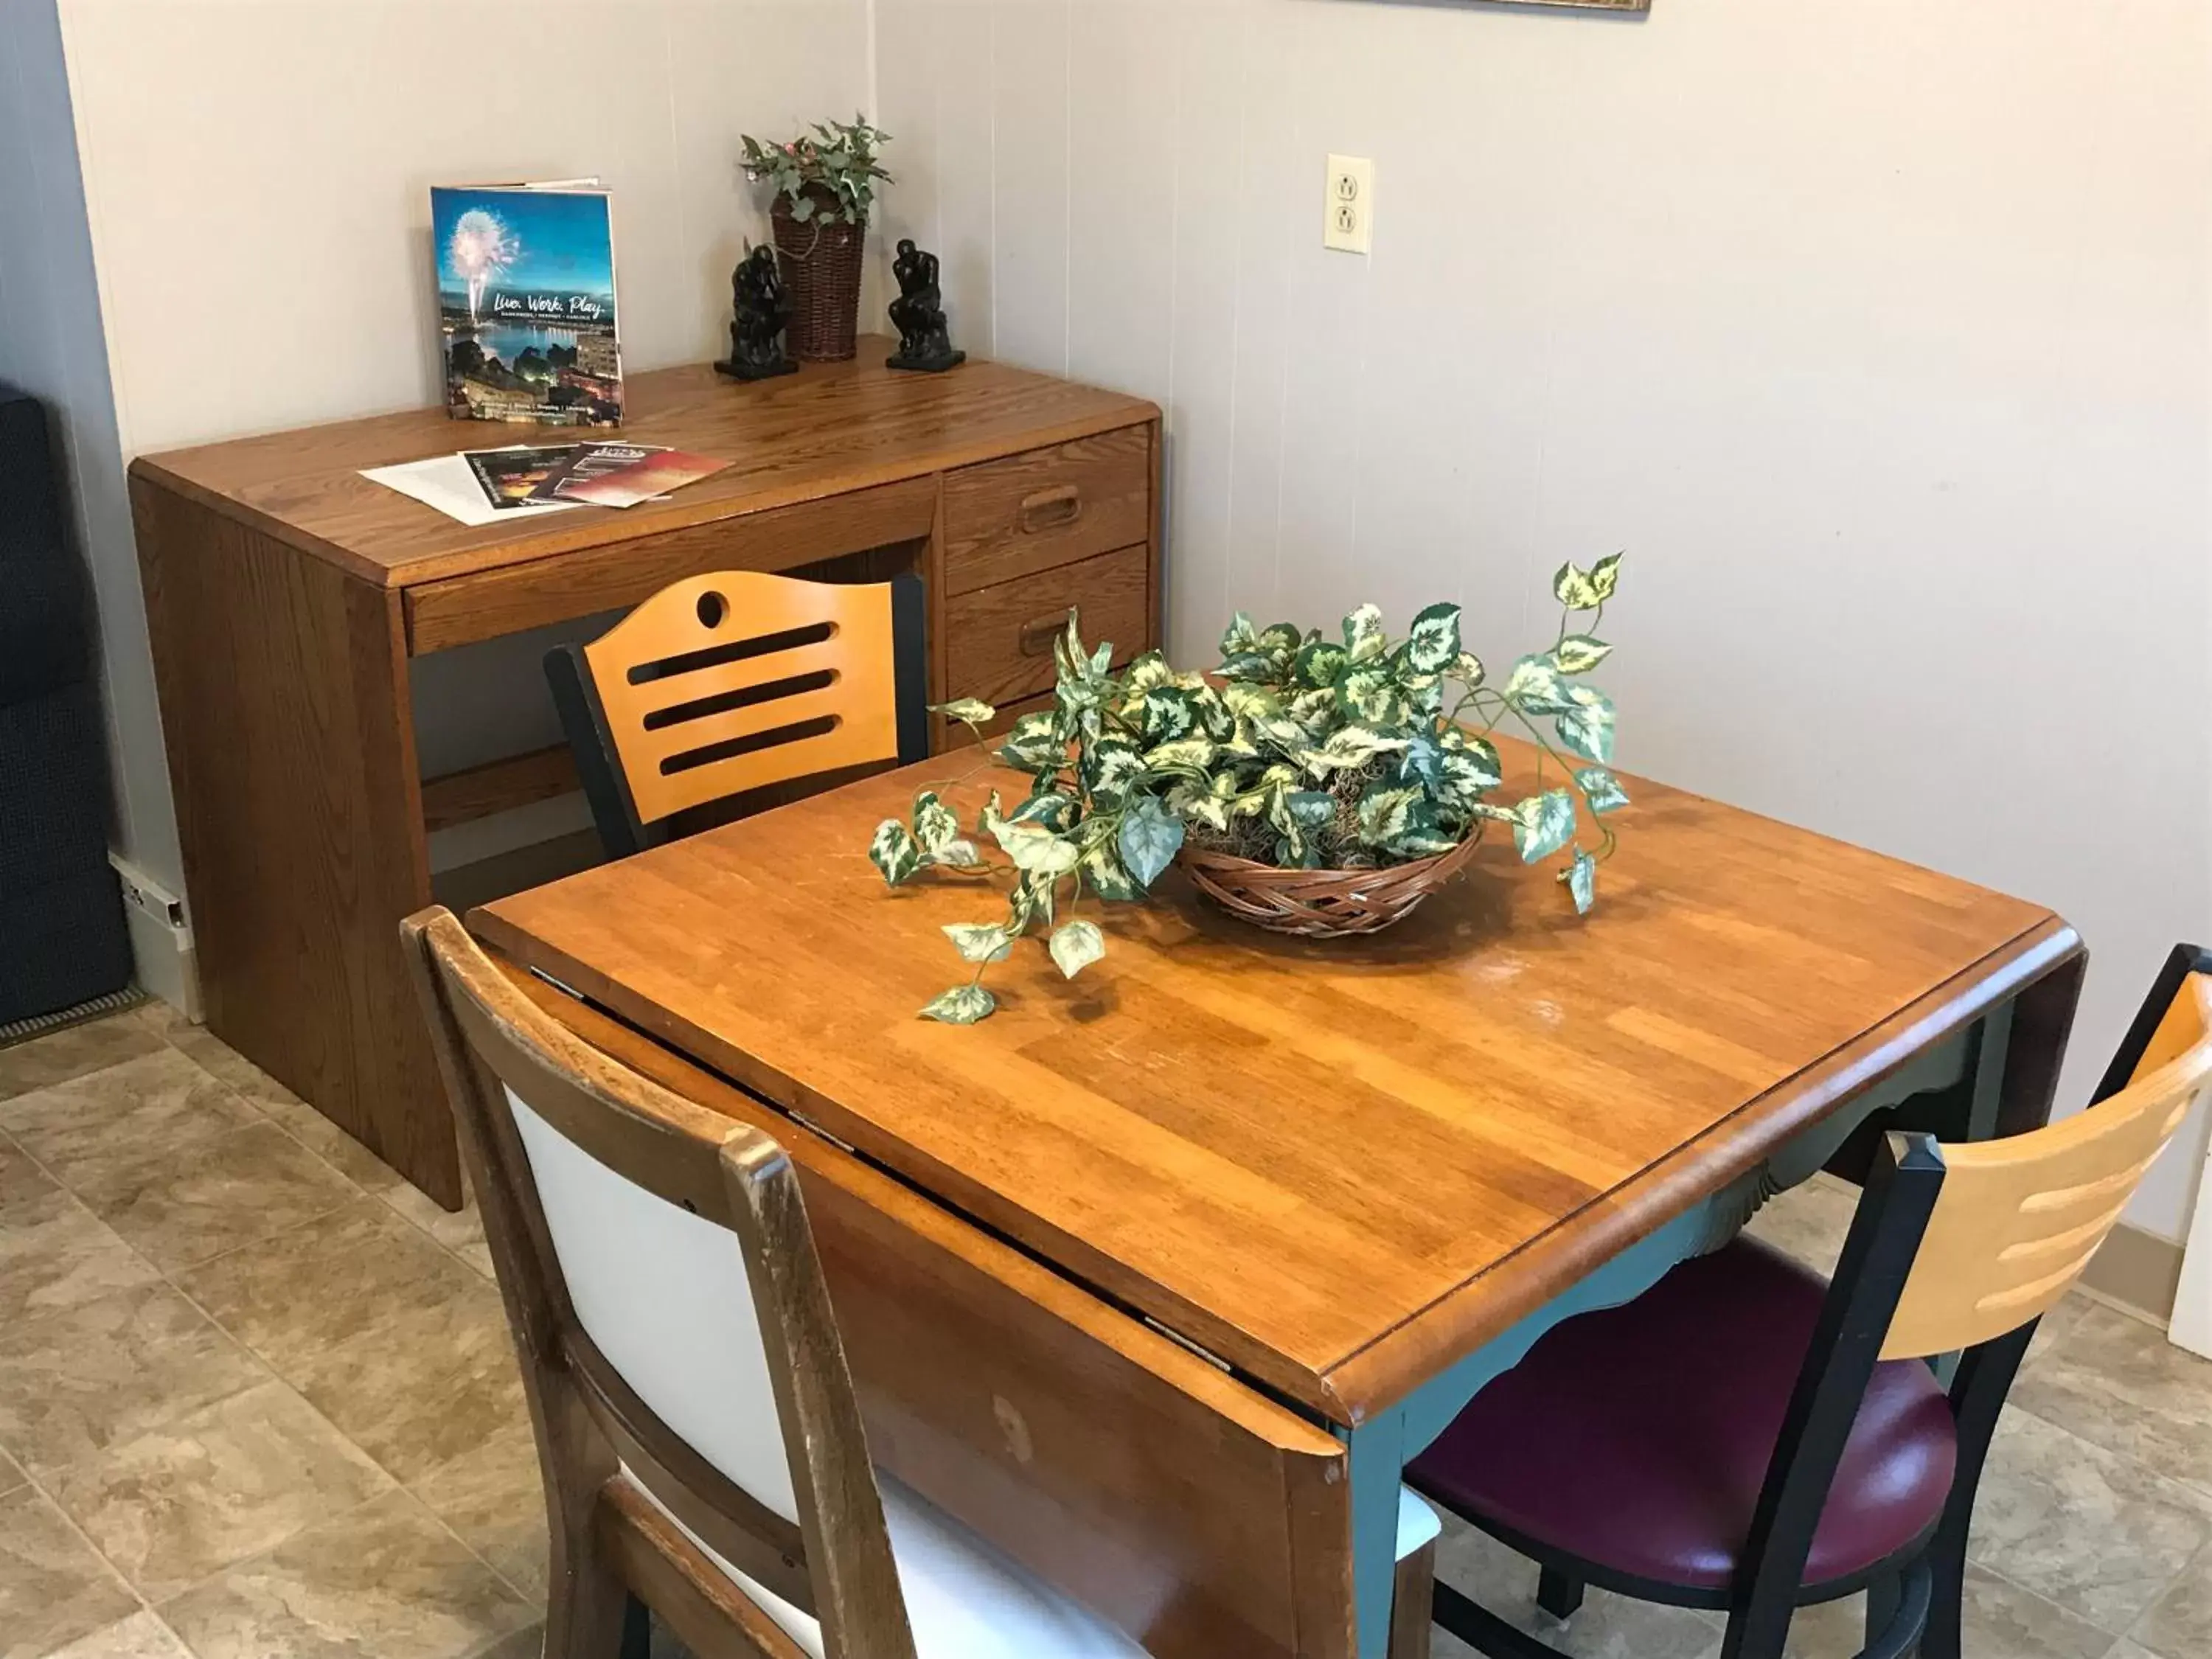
{"left": 1420, "top": 945, "right": 2212, "bottom": 1659}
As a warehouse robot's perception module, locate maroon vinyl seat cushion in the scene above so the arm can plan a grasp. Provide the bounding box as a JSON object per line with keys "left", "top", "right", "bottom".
{"left": 1406, "top": 1236, "right": 1957, "bottom": 1594}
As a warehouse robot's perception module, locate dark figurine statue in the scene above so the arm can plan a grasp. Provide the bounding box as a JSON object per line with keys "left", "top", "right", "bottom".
{"left": 715, "top": 245, "right": 797, "bottom": 382}
{"left": 886, "top": 239, "right": 965, "bottom": 373}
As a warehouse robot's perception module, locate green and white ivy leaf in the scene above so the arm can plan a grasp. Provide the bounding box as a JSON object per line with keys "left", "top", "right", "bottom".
{"left": 1133, "top": 687, "right": 1199, "bottom": 745}
{"left": 911, "top": 790, "right": 960, "bottom": 853}
{"left": 1438, "top": 748, "right": 1502, "bottom": 805}
{"left": 1089, "top": 639, "right": 1113, "bottom": 677}
{"left": 941, "top": 922, "right": 1015, "bottom": 964}
{"left": 1342, "top": 603, "right": 1388, "bottom": 664}
{"left": 1561, "top": 847, "right": 1598, "bottom": 916}
{"left": 1217, "top": 650, "right": 1279, "bottom": 681}
{"left": 1553, "top": 684, "right": 1616, "bottom": 764}
{"left": 1181, "top": 792, "right": 1231, "bottom": 832}
{"left": 1145, "top": 735, "right": 1217, "bottom": 772}
{"left": 1048, "top": 920, "right": 1106, "bottom": 979}
{"left": 920, "top": 984, "right": 996, "bottom": 1025}
{"left": 1512, "top": 789, "right": 1579, "bottom": 864}
{"left": 1403, "top": 602, "right": 1463, "bottom": 675}
{"left": 1285, "top": 790, "right": 1335, "bottom": 830}
{"left": 990, "top": 818, "right": 1082, "bottom": 877}
{"left": 1081, "top": 734, "right": 1144, "bottom": 810}
{"left": 1357, "top": 785, "right": 1424, "bottom": 846}
{"left": 1550, "top": 634, "right": 1613, "bottom": 675}
{"left": 1293, "top": 639, "right": 1349, "bottom": 690}
{"left": 1462, "top": 734, "right": 1505, "bottom": 788}
{"left": 1079, "top": 841, "right": 1142, "bottom": 902}
{"left": 1124, "top": 651, "right": 1178, "bottom": 693}
{"left": 1450, "top": 650, "right": 1486, "bottom": 689}
{"left": 1590, "top": 552, "right": 1624, "bottom": 602}
{"left": 1553, "top": 561, "right": 1603, "bottom": 611}
{"left": 928, "top": 838, "right": 982, "bottom": 869}
{"left": 1220, "top": 682, "right": 1283, "bottom": 724}
{"left": 1011, "top": 790, "right": 1079, "bottom": 832}
{"left": 931, "top": 698, "right": 997, "bottom": 728}
{"left": 1305, "top": 722, "right": 1411, "bottom": 776}
{"left": 1398, "top": 730, "right": 1446, "bottom": 790}
{"left": 1219, "top": 613, "right": 1259, "bottom": 656}
{"left": 1257, "top": 622, "right": 1304, "bottom": 657}
{"left": 1117, "top": 796, "right": 1185, "bottom": 890}
{"left": 790, "top": 192, "right": 817, "bottom": 223}
{"left": 998, "top": 712, "right": 1065, "bottom": 775}
{"left": 1503, "top": 653, "right": 1576, "bottom": 716}
{"left": 1388, "top": 801, "right": 1461, "bottom": 858}
{"left": 868, "top": 820, "right": 922, "bottom": 886}
{"left": 1335, "top": 667, "right": 1408, "bottom": 727}
{"left": 1576, "top": 767, "right": 1630, "bottom": 815}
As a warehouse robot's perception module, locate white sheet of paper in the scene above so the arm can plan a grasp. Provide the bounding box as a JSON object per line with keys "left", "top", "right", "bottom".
{"left": 359, "top": 453, "right": 582, "bottom": 527}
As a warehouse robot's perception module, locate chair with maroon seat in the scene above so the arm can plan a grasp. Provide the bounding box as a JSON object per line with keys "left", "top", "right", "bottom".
{"left": 1408, "top": 947, "right": 2212, "bottom": 1659}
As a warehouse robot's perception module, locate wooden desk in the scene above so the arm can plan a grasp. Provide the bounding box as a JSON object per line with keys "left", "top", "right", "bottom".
{"left": 128, "top": 344, "right": 1161, "bottom": 1205}
{"left": 474, "top": 739, "right": 2083, "bottom": 1658}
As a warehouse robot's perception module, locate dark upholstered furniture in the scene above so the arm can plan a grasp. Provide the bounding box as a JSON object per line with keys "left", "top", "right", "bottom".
{"left": 0, "top": 390, "right": 130, "bottom": 1023}
{"left": 1409, "top": 951, "right": 2212, "bottom": 1659}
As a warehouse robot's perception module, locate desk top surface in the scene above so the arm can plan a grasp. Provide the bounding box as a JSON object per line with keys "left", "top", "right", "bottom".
{"left": 130, "top": 342, "right": 1157, "bottom": 589}
{"left": 474, "top": 740, "right": 2071, "bottom": 1422}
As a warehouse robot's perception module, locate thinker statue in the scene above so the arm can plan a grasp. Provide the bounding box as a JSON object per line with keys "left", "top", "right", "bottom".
{"left": 715, "top": 246, "right": 796, "bottom": 381}
{"left": 886, "top": 239, "right": 964, "bottom": 373}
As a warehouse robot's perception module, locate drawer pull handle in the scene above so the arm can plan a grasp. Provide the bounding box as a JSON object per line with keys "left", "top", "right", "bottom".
{"left": 1018, "top": 484, "right": 1082, "bottom": 532}
{"left": 1018, "top": 608, "right": 1076, "bottom": 657}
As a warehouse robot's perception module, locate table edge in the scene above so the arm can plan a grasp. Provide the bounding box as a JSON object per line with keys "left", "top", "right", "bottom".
{"left": 1319, "top": 914, "right": 2082, "bottom": 1420}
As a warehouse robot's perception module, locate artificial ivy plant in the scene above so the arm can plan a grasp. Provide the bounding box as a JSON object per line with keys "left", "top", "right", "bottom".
{"left": 868, "top": 557, "right": 1630, "bottom": 1023}
{"left": 739, "top": 116, "right": 893, "bottom": 226}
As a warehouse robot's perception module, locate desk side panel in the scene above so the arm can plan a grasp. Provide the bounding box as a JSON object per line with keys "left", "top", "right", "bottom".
{"left": 132, "top": 475, "right": 459, "bottom": 1203}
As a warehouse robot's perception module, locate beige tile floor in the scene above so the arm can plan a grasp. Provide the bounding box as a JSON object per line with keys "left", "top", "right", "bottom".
{"left": 1, "top": 1009, "right": 2208, "bottom": 1658}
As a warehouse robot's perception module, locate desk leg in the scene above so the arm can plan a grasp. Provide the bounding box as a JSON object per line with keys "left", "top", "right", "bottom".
{"left": 135, "top": 482, "right": 458, "bottom": 1205}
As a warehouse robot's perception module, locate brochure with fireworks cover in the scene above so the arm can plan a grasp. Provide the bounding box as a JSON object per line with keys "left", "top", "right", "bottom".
{"left": 433, "top": 181, "right": 623, "bottom": 427}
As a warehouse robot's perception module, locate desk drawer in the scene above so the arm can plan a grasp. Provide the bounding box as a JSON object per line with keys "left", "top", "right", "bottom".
{"left": 942, "top": 425, "right": 1152, "bottom": 597}
{"left": 944, "top": 543, "right": 1152, "bottom": 709}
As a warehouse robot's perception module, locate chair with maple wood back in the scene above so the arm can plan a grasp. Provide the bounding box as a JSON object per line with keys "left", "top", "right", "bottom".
{"left": 400, "top": 905, "right": 1152, "bottom": 1659}
{"left": 1409, "top": 947, "right": 2212, "bottom": 1659}
{"left": 546, "top": 568, "right": 929, "bottom": 858}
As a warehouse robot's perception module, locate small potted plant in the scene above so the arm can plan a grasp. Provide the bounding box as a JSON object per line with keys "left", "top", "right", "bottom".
{"left": 740, "top": 116, "right": 892, "bottom": 362}
{"left": 868, "top": 558, "right": 1630, "bottom": 1023}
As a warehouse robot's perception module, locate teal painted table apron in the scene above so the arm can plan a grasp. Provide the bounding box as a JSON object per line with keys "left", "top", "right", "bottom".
{"left": 1340, "top": 958, "right": 2079, "bottom": 1659}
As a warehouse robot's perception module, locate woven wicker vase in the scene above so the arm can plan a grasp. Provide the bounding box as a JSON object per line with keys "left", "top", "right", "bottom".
{"left": 1179, "top": 827, "right": 1485, "bottom": 939}
{"left": 771, "top": 188, "right": 867, "bottom": 362}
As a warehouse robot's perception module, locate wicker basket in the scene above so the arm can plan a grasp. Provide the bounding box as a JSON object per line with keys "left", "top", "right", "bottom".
{"left": 1179, "top": 828, "right": 1486, "bottom": 938}
{"left": 771, "top": 188, "right": 868, "bottom": 362}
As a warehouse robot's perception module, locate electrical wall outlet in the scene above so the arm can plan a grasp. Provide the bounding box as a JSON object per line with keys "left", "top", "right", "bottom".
{"left": 1324, "top": 154, "right": 1374, "bottom": 254}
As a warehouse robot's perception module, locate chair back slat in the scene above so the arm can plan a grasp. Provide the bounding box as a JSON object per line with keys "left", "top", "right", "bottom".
{"left": 582, "top": 571, "right": 901, "bottom": 827}
{"left": 400, "top": 907, "right": 918, "bottom": 1659}
{"left": 1882, "top": 972, "right": 2212, "bottom": 1359}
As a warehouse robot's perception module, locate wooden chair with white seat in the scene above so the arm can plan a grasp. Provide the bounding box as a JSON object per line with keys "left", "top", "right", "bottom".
{"left": 546, "top": 568, "right": 930, "bottom": 859}
{"left": 1408, "top": 950, "right": 2212, "bottom": 1659}
{"left": 402, "top": 903, "right": 1444, "bottom": 1659}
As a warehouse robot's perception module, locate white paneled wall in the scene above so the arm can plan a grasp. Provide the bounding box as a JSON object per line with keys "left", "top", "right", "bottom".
{"left": 876, "top": 0, "right": 2212, "bottom": 1239}
{"left": 60, "top": 0, "right": 873, "bottom": 456}
{"left": 49, "top": 0, "right": 872, "bottom": 915}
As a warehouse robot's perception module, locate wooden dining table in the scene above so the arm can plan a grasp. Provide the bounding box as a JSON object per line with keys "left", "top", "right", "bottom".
{"left": 470, "top": 737, "right": 2084, "bottom": 1659}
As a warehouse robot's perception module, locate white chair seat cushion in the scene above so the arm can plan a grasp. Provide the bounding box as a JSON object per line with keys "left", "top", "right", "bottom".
{"left": 632, "top": 1467, "right": 1148, "bottom": 1659}
{"left": 1398, "top": 1485, "right": 1441, "bottom": 1558}
{"left": 636, "top": 1468, "right": 1444, "bottom": 1658}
